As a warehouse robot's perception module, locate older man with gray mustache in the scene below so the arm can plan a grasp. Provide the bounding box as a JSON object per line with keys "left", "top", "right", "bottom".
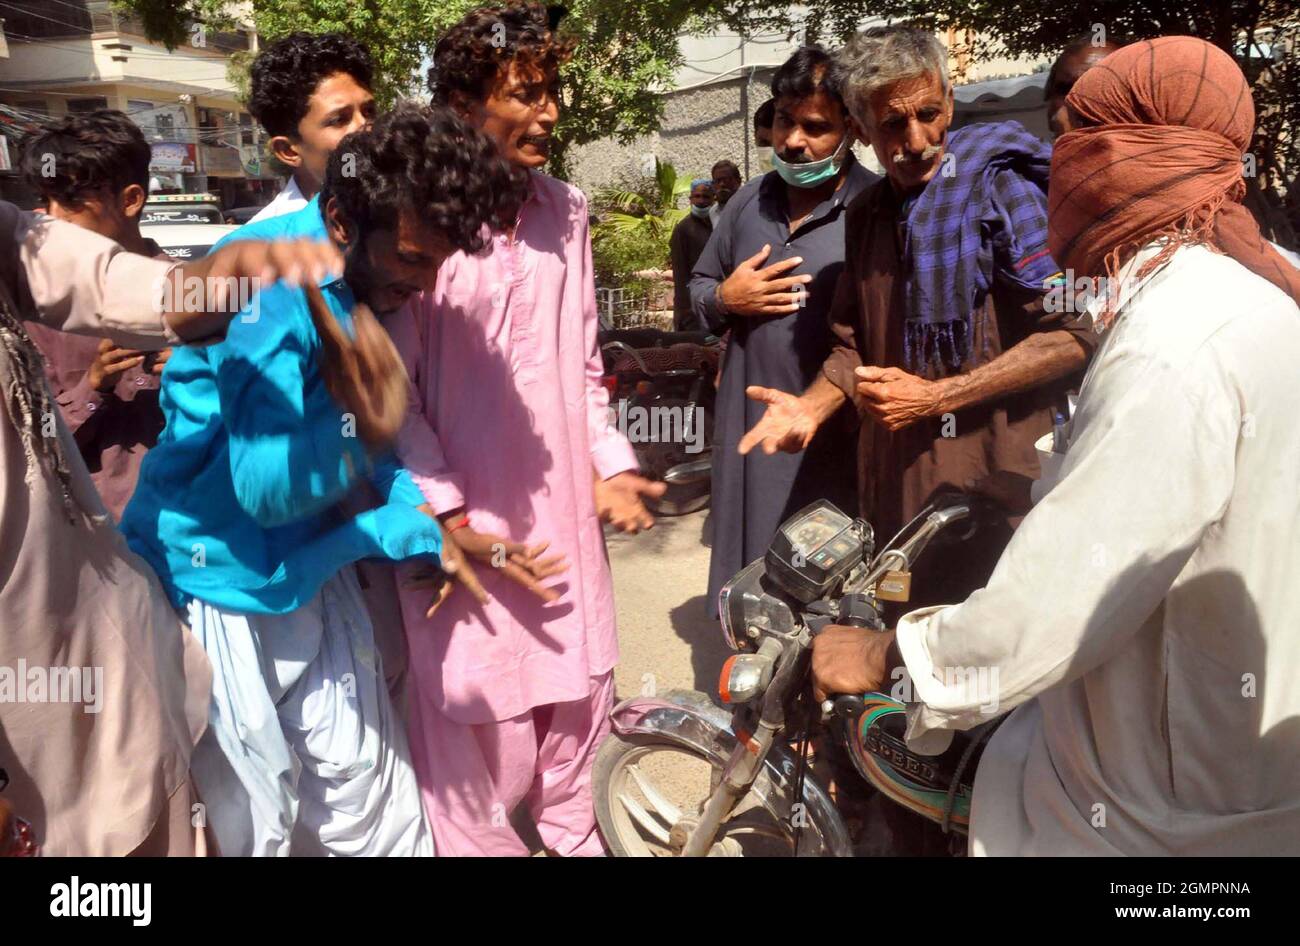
{"left": 740, "top": 26, "right": 1098, "bottom": 850}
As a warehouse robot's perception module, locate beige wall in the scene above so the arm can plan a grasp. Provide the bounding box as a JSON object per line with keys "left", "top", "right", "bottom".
{"left": 1, "top": 34, "right": 238, "bottom": 95}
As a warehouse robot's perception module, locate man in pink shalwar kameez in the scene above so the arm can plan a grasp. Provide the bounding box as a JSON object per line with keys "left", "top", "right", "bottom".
{"left": 385, "top": 2, "right": 664, "bottom": 856}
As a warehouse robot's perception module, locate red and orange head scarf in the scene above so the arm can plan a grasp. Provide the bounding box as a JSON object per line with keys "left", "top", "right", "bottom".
{"left": 1048, "top": 36, "right": 1300, "bottom": 309}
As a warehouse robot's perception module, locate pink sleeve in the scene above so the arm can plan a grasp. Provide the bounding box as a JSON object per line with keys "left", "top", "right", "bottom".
{"left": 576, "top": 199, "right": 639, "bottom": 480}
{"left": 384, "top": 297, "right": 467, "bottom": 514}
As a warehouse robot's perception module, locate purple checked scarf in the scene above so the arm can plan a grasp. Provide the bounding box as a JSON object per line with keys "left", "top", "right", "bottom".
{"left": 900, "top": 120, "right": 1061, "bottom": 376}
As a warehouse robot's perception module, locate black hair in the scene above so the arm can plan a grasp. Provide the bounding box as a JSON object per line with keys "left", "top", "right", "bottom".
{"left": 319, "top": 102, "right": 528, "bottom": 254}
{"left": 712, "top": 159, "right": 740, "bottom": 179}
{"left": 428, "top": 2, "right": 574, "bottom": 105}
{"left": 754, "top": 98, "right": 776, "bottom": 130}
{"left": 770, "top": 45, "right": 843, "bottom": 109}
{"left": 1045, "top": 33, "right": 1129, "bottom": 98}
{"left": 248, "top": 32, "right": 374, "bottom": 139}
{"left": 20, "top": 110, "right": 150, "bottom": 207}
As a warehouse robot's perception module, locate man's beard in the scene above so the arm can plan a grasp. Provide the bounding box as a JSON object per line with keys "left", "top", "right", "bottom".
{"left": 343, "top": 236, "right": 382, "bottom": 313}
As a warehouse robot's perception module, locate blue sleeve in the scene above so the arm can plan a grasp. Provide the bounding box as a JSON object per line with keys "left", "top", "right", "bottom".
{"left": 209, "top": 285, "right": 370, "bottom": 528}
{"left": 369, "top": 454, "right": 427, "bottom": 507}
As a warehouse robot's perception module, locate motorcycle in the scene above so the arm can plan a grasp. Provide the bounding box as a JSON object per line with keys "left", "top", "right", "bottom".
{"left": 592, "top": 494, "right": 1006, "bottom": 856}
{"left": 599, "top": 327, "right": 720, "bottom": 517}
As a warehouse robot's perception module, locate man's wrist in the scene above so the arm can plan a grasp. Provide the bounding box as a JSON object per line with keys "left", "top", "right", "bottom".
{"left": 930, "top": 376, "right": 957, "bottom": 416}
{"left": 880, "top": 631, "right": 904, "bottom": 693}
{"left": 714, "top": 281, "right": 730, "bottom": 316}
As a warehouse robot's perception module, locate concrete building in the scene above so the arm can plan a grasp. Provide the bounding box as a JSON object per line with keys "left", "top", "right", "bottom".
{"left": 567, "top": 13, "right": 1049, "bottom": 196}
{"left": 0, "top": 1, "right": 280, "bottom": 208}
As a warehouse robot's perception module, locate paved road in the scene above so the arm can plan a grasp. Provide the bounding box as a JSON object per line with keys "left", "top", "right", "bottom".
{"left": 606, "top": 508, "right": 728, "bottom": 705}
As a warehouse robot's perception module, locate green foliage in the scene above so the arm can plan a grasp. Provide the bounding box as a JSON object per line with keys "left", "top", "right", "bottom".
{"left": 114, "top": 0, "right": 726, "bottom": 180}
{"left": 590, "top": 225, "right": 669, "bottom": 289}
{"left": 597, "top": 158, "right": 690, "bottom": 241}
{"left": 590, "top": 158, "right": 697, "bottom": 284}
{"left": 111, "top": 0, "right": 238, "bottom": 49}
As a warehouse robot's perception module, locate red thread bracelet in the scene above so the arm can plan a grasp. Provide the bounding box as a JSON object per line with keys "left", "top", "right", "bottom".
{"left": 446, "top": 516, "right": 471, "bottom": 533}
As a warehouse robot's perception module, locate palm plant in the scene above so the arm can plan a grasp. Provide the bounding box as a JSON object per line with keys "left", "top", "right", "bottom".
{"left": 597, "top": 158, "right": 692, "bottom": 241}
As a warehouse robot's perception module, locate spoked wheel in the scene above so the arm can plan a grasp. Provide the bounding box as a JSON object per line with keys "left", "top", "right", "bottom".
{"left": 593, "top": 733, "right": 800, "bottom": 857}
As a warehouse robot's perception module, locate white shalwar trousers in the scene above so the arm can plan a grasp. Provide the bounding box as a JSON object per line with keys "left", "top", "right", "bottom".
{"left": 186, "top": 567, "right": 433, "bottom": 856}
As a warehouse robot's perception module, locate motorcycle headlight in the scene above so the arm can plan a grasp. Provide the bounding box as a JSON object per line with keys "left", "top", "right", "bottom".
{"left": 718, "top": 651, "right": 775, "bottom": 704}
{"left": 717, "top": 558, "right": 797, "bottom": 651}
{"left": 718, "top": 558, "right": 765, "bottom": 651}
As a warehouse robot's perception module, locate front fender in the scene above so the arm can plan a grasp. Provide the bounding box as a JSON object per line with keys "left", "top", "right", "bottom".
{"left": 609, "top": 689, "right": 854, "bottom": 857}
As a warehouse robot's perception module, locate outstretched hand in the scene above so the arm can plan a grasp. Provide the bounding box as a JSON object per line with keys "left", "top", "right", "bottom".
{"left": 737, "top": 385, "right": 820, "bottom": 455}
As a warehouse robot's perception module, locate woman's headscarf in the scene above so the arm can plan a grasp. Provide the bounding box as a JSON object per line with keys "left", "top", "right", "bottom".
{"left": 1047, "top": 36, "right": 1300, "bottom": 313}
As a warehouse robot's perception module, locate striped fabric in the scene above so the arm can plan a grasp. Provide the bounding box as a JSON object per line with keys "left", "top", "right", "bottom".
{"left": 900, "top": 120, "right": 1062, "bottom": 377}
{"left": 1048, "top": 36, "right": 1300, "bottom": 312}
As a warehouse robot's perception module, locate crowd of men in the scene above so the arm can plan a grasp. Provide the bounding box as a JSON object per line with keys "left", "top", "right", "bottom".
{"left": 1, "top": 2, "right": 1298, "bottom": 857}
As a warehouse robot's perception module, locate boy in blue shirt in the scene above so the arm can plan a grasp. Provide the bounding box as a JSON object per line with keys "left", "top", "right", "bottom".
{"left": 122, "top": 104, "right": 526, "bottom": 856}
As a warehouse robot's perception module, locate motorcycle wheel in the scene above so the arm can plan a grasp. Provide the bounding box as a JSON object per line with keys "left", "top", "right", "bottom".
{"left": 593, "top": 732, "right": 811, "bottom": 857}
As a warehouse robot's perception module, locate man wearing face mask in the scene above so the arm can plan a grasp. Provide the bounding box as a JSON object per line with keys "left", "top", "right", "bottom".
{"left": 691, "top": 45, "right": 875, "bottom": 611}
{"left": 741, "top": 26, "right": 1096, "bottom": 620}
{"left": 670, "top": 179, "right": 715, "bottom": 330}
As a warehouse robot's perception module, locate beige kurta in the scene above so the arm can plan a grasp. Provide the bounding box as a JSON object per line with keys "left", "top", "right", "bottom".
{"left": 0, "top": 203, "right": 210, "bottom": 855}
{"left": 896, "top": 242, "right": 1300, "bottom": 855}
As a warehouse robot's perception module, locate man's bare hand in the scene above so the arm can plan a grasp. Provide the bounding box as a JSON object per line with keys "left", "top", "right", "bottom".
{"left": 148, "top": 346, "right": 173, "bottom": 376}
{"left": 737, "top": 385, "right": 820, "bottom": 455}
{"left": 444, "top": 520, "right": 568, "bottom": 604}
{"left": 855, "top": 365, "right": 944, "bottom": 432}
{"left": 163, "top": 238, "right": 344, "bottom": 342}
{"left": 306, "top": 284, "right": 408, "bottom": 451}
{"left": 595, "top": 472, "right": 666, "bottom": 534}
{"left": 203, "top": 238, "right": 343, "bottom": 295}
{"left": 717, "top": 244, "right": 812, "bottom": 316}
{"left": 405, "top": 506, "right": 488, "bottom": 617}
{"left": 811, "top": 626, "right": 895, "bottom": 702}
{"left": 87, "top": 338, "right": 144, "bottom": 392}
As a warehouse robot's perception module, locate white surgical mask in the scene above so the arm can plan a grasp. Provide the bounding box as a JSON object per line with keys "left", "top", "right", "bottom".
{"left": 756, "top": 146, "right": 775, "bottom": 174}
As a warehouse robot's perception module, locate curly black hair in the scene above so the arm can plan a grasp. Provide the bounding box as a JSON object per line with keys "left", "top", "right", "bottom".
{"left": 19, "top": 110, "right": 151, "bottom": 208}
{"left": 248, "top": 32, "right": 374, "bottom": 139}
{"left": 320, "top": 102, "right": 528, "bottom": 255}
{"left": 428, "top": 2, "right": 574, "bottom": 106}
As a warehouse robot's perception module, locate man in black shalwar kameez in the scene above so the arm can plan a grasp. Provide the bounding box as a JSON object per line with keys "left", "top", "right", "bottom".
{"left": 691, "top": 46, "right": 875, "bottom": 606}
